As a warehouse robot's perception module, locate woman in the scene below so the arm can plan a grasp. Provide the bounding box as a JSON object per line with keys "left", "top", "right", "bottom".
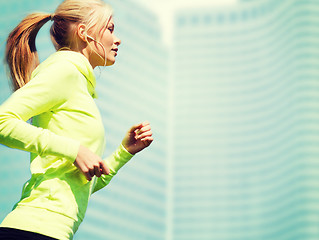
{"left": 0, "top": 0, "right": 153, "bottom": 239}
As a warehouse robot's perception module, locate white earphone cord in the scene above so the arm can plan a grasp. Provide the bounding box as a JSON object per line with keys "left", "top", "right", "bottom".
{"left": 87, "top": 35, "right": 107, "bottom": 67}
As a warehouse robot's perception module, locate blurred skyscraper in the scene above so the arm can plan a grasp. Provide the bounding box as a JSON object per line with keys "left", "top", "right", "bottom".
{"left": 1, "top": 0, "right": 319, "bottom": 240}
{"left": 0, "top": 0, "right": 60, "bottom": 224}
{"left": 75, "top": 0, "right": 168, "bottom": 239}
{"left": 170, "top": 0, "right": 319, "bottom": 239}
{"left": 0, "top": 0, "right": 168, "bottom": 240}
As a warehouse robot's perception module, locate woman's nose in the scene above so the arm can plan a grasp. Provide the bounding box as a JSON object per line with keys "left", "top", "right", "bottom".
{"left": 114, "top": 35, "right": 121, "bottom": 46}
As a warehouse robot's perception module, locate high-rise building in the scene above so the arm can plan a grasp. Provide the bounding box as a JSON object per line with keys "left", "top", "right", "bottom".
{"left": 0, "top": 1, "right": 168, "bottom": 240}
{"left": 0, "top": 0, "right": 60, "bottom": 222}
{"left": 170, "top": 0, "right": 319, "bottom": 239}
{"left": 74, "top": 0, "right": 168, "bottom": 239}
{"left": 2, "top": 0, "right": 318, "bottom": 239}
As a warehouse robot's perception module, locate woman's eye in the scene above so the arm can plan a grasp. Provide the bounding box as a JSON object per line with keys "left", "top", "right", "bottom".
{"left": 108, "top": 27, "right": 114, "bottom": 33}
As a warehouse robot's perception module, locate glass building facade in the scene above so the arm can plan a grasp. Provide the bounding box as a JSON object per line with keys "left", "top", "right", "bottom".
{"left": 170, "top": 0, "right": 319, "bottom": 239}
{"left": 0, "top": 0, "right": 168, "bottom": 239}
{"left": 0, "top": 0, "right": 60, "bottom": 224}
{"left": 0, "top": 0, "right": 318, "bottom": 240}
{"left": 75, "top": 0, "right": 168, "bottom": 239}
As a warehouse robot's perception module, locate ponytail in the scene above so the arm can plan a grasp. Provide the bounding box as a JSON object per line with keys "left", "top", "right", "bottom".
{"left": 5, "top": 13, "right": 51, "bottom": 91}
{"left": 5, "top": 0, "right": 112, "bottom": 91}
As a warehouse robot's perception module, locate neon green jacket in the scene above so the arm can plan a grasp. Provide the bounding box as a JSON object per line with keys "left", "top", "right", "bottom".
{"left": 0, "top": 50, "right": 133, "bottom": 240}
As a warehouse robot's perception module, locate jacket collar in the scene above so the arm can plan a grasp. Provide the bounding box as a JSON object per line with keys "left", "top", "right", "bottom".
{"left": 57, "top": 50, "right": 98, "bottom": 98}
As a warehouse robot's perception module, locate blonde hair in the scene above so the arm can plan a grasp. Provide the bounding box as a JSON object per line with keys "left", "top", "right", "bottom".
{"left": 5, "top": 0, "right": 113, "bottom": 91}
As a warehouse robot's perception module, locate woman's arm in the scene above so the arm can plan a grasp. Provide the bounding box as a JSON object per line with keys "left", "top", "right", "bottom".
{"left": 93, "top": 121, "right": 153, "bottom": 192}
{"left": 0, "top": 60, "right": 82, "bottom": 162}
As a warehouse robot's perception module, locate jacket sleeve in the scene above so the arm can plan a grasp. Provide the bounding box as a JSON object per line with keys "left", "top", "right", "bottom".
{"left": 93, "top": 144, "right": 134, "bottom": 193}
{"left": 0, "top": 60, "right": 81, "bottom": 162}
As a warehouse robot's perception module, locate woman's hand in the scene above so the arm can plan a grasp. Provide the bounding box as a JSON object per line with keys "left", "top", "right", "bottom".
{"left": 74, "top": 145, "right": 110, "bottom": 181}
{"left": 122, "top": 121, "right": 153, "bottom": 155}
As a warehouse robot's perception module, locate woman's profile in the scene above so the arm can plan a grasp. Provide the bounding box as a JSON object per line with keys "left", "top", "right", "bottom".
{"left": 0, "top": 0, "right": 153, "bottom": 239}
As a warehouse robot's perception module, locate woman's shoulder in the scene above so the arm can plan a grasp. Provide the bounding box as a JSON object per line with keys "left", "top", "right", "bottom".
{"left": 28, "top": 51, "right": 95, "bottom": 96}
{"left": 32, "top": 51, "right": 93, "bottom": 80}
{"left": 32, "top": 51, "right": 78, "bottom": 76}
{"left": 27, "top": 52, "right": 85, "bottom": 93}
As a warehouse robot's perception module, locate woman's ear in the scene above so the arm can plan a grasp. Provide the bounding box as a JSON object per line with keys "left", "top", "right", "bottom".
{"left": 77, "top": 23, "right": 88, "bottom": 42}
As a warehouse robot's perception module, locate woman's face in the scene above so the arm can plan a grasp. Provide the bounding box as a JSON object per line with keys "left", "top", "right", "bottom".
{"left": 89, "top": 16, "right": 121, "bottom": 67}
